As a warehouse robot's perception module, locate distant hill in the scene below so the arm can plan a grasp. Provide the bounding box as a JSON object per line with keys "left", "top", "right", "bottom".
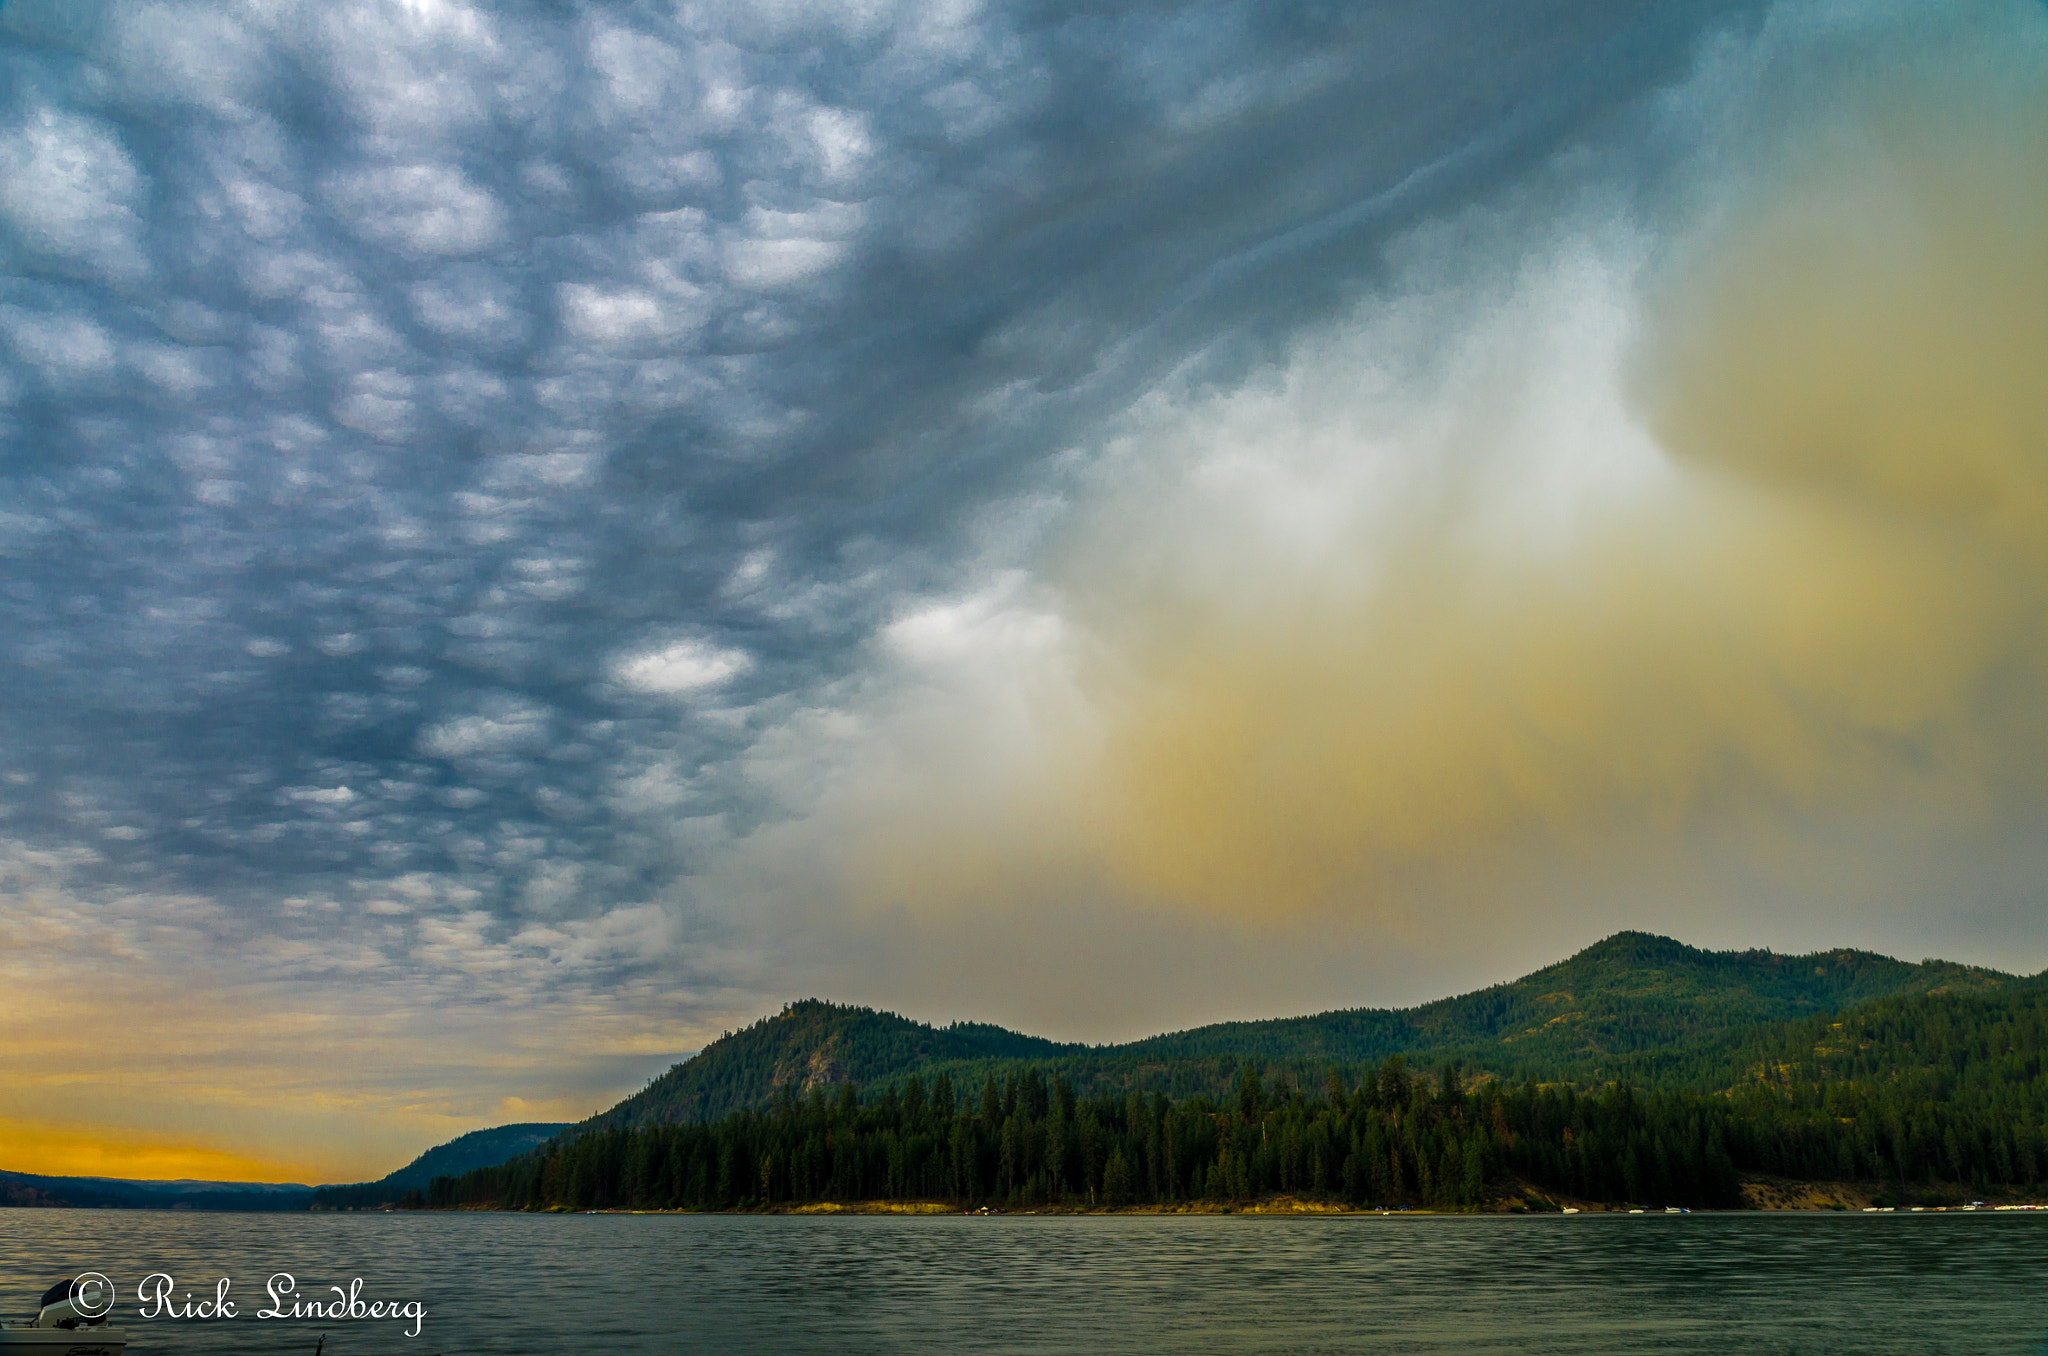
{"left": 16, "top": 933, "right": 2025, "bottom": 1212}
{"left": 575, "top": 932, "right": 2022, "bottom": 1130}
{"left": 1112, "top": 931, "right": 2016, "bottom": 1077}
{"left": 590, "top": 1003, "right": 1072, "bottom": 1132}
{"left": 0, "top": 1170, "right": 311, "bottom": 1211}
{"left": 428, "top": 968, "right": 2048, "bottom": 1215}
{"left": 375, "top": 1123, "right": 573, "bottom": 1189}
{"left": 310, "top": 1122, "right": 570, "bottom": 1209}
{"left": 2, "top": 1123, "right": 576, "bottom": 1212}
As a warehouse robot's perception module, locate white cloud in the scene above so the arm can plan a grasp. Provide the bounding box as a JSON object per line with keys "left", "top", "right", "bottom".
{"left": 587, "top": 25, "right": 694, "bottom": 121}
{"left": 1, "top": 308, "right": 118, "bottom": 383}
{"left": 884, "top": 574, "right": 1064, "bottom": 670}
{"left": 420, "top": 696, "right": 552, "bottom": 758}
{"left": 558, "top": 282, "right": 708, "bottom": 349}
{"left": 0, "top": 107, "right": 150, "bottom": 280}
{"left": 311, "top": 0, "right": 506, "bottom": 142}
{"left": 106, "top": 2, "right": 266, "bottom": 115}
{"left": 127, "top": 342, "right": 218, "bottom": 400}
{"left": 332, "top": 369, "right": 416, "bottom": 441}
{"left": 286, "top": 785, "right": 357, "bottom": 806}
{"left": 410, "top": 267, "right": 527, "bottom": 349}
{"left": 224, "top": 179, "right": 310, "bottom": 243}
{"left": 613, "top": 640, "right": 753, "bottom": 695}
{"left": 796, "top": 104, "right": 872, "bottom": 184}
{"left": 724, "top": 236, "right": 849, "bottom": 291}
{"left": 323, "top": 162, "right": 506, "bottom": 256}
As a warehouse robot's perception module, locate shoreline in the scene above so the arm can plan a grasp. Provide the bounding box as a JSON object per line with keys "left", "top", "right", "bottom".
{"left": 404, "top": 1182, "right": 2048, "bottom": 1218}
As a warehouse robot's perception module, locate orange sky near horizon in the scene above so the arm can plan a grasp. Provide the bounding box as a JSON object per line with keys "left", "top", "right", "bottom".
{"left": 0, "top": 1116, "right": 324, "bottom": 1185}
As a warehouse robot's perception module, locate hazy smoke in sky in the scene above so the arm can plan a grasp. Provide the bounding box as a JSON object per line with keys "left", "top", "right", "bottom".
{"left": 7, "top": 0, "right": 2047, "bottom": 1176}
{"left": 771, "top": 6, "right": 2048, "bottom": 1009}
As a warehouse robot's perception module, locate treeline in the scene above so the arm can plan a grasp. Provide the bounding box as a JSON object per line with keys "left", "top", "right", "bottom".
{"left": 376, "top": 977, "right": 2048, "bottom": 1215}
{"left": 420, "top": 1059, "right": 1761, "bottom": 1212}
{"left": 589, "top": 1002, "right": 1074, "bottom": 1133}
{"left": 1116, "top": 934, "right": 1996, "bottom": 1072}
{"left": 422, "top": 1022, "right": 2048, "bottom": 1214}
{"left": 315, "top": 1181, "right": 404, "bottom": 1210}
{"left": 0, "top": 1172, "right": 313, "bottom": 1212}
{"left": 577, "top": 938, "right": 2027, "bottom": 1133}
{"left": 1708, "top": 985, "right": 2048, "bottom": 1188}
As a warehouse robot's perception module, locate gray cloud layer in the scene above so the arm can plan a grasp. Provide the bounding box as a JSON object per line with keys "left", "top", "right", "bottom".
{"left": 16, "top": 0, "right": 2044, "bottom": 1178}
{"left": 0, "top": 0, "right": 1753, "bottom": 964}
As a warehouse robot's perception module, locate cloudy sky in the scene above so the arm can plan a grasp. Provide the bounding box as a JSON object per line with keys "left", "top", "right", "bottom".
{"left": 2, "top": 0, "right": 2044, "bottom": 1182}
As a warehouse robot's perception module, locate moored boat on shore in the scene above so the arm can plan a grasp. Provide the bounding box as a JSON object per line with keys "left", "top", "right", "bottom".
{"left": 0, "top": 1278, "right": 127, "bottom": 1356}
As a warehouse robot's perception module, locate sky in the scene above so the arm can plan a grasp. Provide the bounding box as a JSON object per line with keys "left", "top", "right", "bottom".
{"left": 1, "top": 0, "right": 2044, "bottom": 1183}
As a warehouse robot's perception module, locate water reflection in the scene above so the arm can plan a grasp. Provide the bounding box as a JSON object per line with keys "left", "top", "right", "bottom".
{"left": 2, "top": 1209, "right": 2043, "bottom": 1355}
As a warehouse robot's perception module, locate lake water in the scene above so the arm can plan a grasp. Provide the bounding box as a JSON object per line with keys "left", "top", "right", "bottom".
{"left": 3, "top": 1208, "right": 2044, "bottom": 1355}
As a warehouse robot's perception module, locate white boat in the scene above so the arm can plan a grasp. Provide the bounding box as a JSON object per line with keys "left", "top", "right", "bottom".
{"left": 0, "top": 1278, "right": 126, "bottom": 1356}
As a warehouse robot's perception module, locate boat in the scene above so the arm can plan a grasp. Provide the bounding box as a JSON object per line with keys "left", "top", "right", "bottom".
{"left": 0, "top": 1277, "right": 127, "bottom": 1355}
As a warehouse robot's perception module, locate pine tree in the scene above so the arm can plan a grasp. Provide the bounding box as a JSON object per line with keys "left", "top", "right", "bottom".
{"left": 1238, "top": 1064, "right": 1266, "bottom": 1122}
{"left": 1104, "top": 1149, "right": 1133, "bottom": 1206}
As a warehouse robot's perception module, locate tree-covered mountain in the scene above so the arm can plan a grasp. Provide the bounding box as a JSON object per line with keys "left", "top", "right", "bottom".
{"left": 589, "top": 1002, "right": 1073, "bottom": 1132}
{"left": 1121, "top": 931, "right": 2011, "bottom": 1067}
{"left": 310, "top": 1122, "right": 570, "bottom": 1209}
{"left": 425, "top": 974, "right": 2048, "bottom": 1214}
{"left": 15, "top": 932, "right": 2034, "bottom": 1215}
{"left": 581, "top": 932, "right": 2019, "bottom": 1130}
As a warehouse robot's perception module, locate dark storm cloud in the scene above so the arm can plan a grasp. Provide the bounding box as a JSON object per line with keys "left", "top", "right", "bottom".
{"left": 0, "top": 0, "right": 1760, "bottom": 991}
{"left": 12, "top": 0, "right": 2043, "bottom": 1180}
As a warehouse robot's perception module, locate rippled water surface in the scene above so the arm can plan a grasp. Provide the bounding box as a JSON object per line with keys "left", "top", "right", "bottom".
{"left": 4, "top": 1208, "right": 2045, "bottom": 1355}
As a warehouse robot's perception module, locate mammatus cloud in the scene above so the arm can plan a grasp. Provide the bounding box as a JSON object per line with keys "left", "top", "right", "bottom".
{"left": 614, "top": 640, "right": 753, "bottom": 695}
{"left": 1, "top": 0, "right": 2043, "bottom": 1175}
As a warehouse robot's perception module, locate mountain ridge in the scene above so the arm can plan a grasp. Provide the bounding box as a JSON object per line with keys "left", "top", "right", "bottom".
{"left": 309, "top": 1122, "right": 571, "bottom": 1208}
{"left": 0, "top": 1169, "right": 313, "bottom": 1210}
{"left": 423, "top": 945, "right": 2048, "bottom": 1215}
{"left": 581, "top": 931, "right": 2025, "bottom": 1132}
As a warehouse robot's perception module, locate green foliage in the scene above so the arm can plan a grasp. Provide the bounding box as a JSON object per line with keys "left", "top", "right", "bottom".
{"left": 311, "top": 1122, "right": 570, "bottom": 1209}
{"left": 1102, "top": 932, "right": 2013, "bottom": 1083}
{"left": 417, "top": 962, "right": 2048, "bottom": 1213}
{"left": 416, "top": 1057, "right": 1747, "bottom": 1211}
{"left": 589, "top": 1001, "right": 1073, "bottom": 1130}
{"left": 574, "top": 934, "right": 2022, "bottom": 1136}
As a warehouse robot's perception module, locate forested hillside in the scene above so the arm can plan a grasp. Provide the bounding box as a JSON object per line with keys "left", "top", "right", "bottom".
{"left": 421, "top": 975, "right": 2048, "bottom": 1213}
{"left": 311, "top": 1122, "right": 570, "bottom": 1209}
{"left": 582, "top": 933, "right": 2018, "bottom": 1130}
{"left": 589, "top": 1001, "right": 1074, "bottom": 1131}
{"left": 1120, "top": 931, "right": 2009, "bottom": 1069}
{"left": 0, "top": 1171, "right": 312, "bottom": 1210}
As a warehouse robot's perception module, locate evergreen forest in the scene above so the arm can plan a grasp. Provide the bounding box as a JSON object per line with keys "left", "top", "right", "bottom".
{"left": 375, "top": 977, "right": 2048, "bottom": 1214}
